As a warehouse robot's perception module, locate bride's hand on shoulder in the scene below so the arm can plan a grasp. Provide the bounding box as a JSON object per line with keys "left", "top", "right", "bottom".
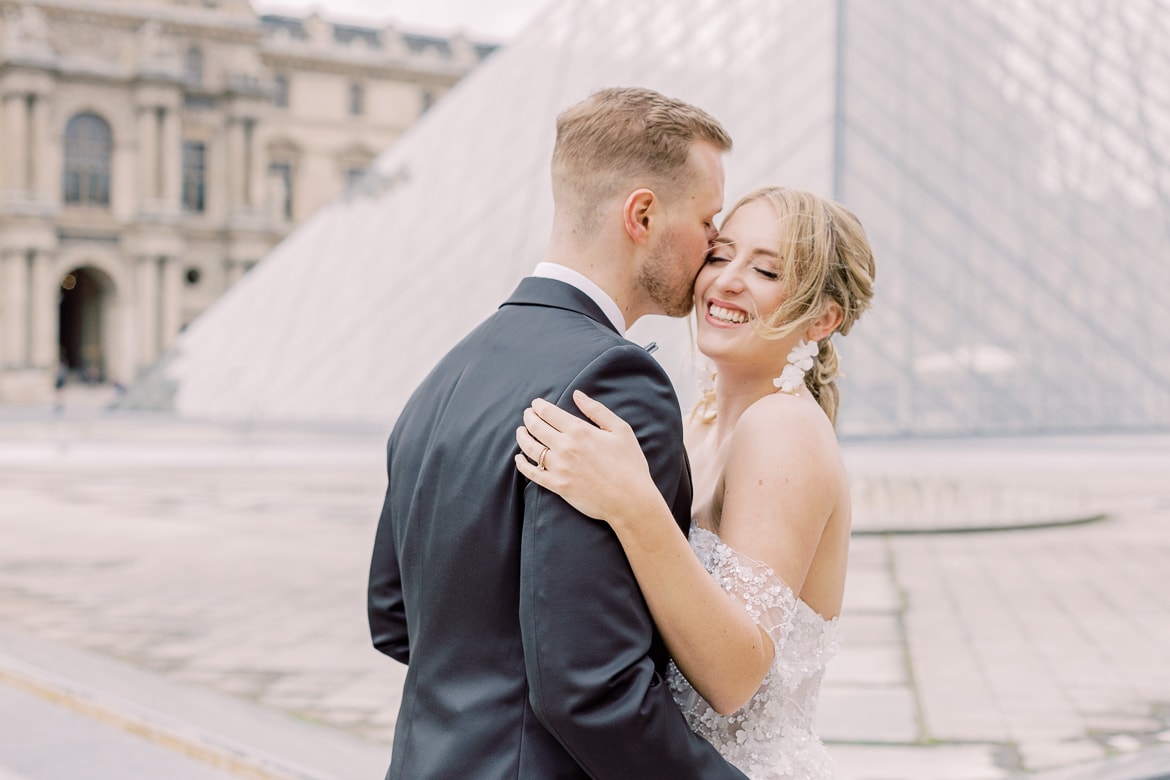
{"left": 515, "top": 390, "right": 659, "bottom": 527}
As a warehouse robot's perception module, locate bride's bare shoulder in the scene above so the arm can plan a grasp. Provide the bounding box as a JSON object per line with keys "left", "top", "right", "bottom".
{"left": 738, "top": 391, "right": 836, "bottom": 444}
{"left": 720, "top": 394, "right": 842, "bottom": 491}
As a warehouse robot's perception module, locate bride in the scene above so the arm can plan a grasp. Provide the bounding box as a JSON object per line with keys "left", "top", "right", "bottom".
{"left": 515, "top": 186, "right": 876, "bottom": 779}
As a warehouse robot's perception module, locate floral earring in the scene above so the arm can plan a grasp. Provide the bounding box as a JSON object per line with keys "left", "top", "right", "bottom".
{"left": 774, "top": 339, "right": 818, "bottom": 395}
{"left": 695, "top": 358, "right": 718, "bottom": 422}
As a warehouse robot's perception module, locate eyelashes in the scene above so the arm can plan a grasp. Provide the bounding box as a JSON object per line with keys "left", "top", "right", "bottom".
{"left": 705, "top": 255, "right": 779, "bottom": 281}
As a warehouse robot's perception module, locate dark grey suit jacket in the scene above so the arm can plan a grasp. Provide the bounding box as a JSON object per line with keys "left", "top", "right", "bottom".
{"left": 368, "top": 276, "right": 746, "bottom": 779}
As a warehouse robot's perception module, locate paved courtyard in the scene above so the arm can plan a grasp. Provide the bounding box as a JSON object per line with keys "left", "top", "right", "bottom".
{"left": 1, "top": 401, "right": 1169, "bottom": 779}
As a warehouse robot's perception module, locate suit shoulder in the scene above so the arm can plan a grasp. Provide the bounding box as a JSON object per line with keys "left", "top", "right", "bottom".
{"left": 562, "top": 342, "right": 682, "bottom": 427}
{"left": 583, "top": 341, "right": 674, "bottom": 385}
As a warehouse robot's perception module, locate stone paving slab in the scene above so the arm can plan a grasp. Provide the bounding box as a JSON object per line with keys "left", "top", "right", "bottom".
{"left": 0, "top": 459, "right": 404, "bottom": 748}
{"left": 831, "top": 744, "right": 1010, "bottom": 780}
{"left": 1022, "top": 744, "right": 1170, "bottom": 779}
{"left": 2, "top": 416, "right": 1170, "bottom": 778}
{"left": 0, "top": 626, "right": 388, "bottom": 780}
{"left": 0, "top": 677, "right": 239, "bottom": 780}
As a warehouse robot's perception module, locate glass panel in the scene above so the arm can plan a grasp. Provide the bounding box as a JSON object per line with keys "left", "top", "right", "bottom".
{"left": 63, "top": 113, "right": 112, "bottom": 207}
{"left": 186, "top": 46, "right": 204, "bottom": 84}
{"left": 145, "top": 0, "right": 1170, "bottom": 436}
{"left": 269, "top": 161, "right": 293, "bottom": 218}
{"left": 273, "top": 74, "right": 289, "bottom": 108}
{"left": 349, "top": 82, "right": 363, "bottom": 116}
{"left": 182, "top": 141, "right": 206, "bottom": 213}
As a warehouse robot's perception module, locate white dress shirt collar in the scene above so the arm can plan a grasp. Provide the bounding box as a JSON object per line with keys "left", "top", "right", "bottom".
{"left": 531, "top": 262, "right": 626, "bottom": 337}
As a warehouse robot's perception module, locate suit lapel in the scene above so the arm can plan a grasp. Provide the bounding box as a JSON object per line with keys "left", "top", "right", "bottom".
{"left": 499, "top": 277, "right": 620, "bottom": 336}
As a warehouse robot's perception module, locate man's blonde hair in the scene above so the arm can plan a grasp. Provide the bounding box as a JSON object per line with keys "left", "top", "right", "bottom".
{"left": 551, "top": 87, "right": 732, "bottom": 232}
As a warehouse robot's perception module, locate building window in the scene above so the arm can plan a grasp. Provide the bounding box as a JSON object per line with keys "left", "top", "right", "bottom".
{"left": 182, "top": 141, "right": 206, "bottom": 213}
{"left": 344, "top": 166, "right": 366, "bottom": 189}
{"left": 349, "top": 81, "right": 364, "bottom": 116}
{"left": 185, "top": 46, "right": 204, "bottom": 85}
{"left": 269, "top": 161, "right": 293, "bottom": 219}
{"left": 421, "top": 89, "right": 436, "bottom": 114}
{"left": 184, "top": 94, "right": 217, "bottom": 110}
{"left": 273, "top": 74, "right": 289, "bottom": 108}
{"left": 62, "top": 113, "right": 112, "bottom": 207}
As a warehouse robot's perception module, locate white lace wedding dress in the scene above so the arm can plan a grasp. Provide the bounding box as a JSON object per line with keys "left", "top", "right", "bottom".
{"left": 667, "top": 526, "right": 841, "bottom": 779}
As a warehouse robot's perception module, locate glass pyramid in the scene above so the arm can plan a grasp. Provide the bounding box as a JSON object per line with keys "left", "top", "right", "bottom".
{"left": 138, "top": 0, "right": 1170, "bottom": 436}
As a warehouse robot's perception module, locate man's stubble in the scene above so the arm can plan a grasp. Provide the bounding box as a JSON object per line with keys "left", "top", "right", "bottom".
{"left": 636, "top": 226, "right": 698, "bottom": 319}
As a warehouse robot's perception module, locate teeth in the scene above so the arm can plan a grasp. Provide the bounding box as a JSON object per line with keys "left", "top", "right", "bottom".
{"left": 709, "top": 304, "right": 748, "bottom": 324}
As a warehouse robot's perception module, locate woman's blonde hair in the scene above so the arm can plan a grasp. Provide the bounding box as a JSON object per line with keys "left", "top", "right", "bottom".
{"left": 697, "top": 187, "right": 876, "bottom": 426}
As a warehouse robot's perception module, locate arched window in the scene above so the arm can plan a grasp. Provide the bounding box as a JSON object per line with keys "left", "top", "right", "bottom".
{"left": 62, "top": 113, "right": 113, "bottom": 207}
{"left": 185, "top": 46, "right": 204, "bottom": 85}
{"left": 182, "top": 141, "right": 206, "bottom": 213}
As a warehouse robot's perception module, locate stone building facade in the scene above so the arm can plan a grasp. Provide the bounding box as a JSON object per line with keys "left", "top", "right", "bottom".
{"left": 0, "top": 0, "right": 495, "bottom": 401}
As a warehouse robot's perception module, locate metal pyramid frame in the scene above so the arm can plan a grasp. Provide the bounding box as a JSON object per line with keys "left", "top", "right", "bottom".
{"left": 142, "top": 0, "right": 1170, "bottom": 436}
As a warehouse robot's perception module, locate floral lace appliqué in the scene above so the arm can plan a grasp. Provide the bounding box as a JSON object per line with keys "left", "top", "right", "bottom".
{"left": 668, "top": 526, "right": 841, "bottom": 780}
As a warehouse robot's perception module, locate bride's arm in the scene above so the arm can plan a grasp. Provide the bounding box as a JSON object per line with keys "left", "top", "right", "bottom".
{"left": 709, "top": 398, "right": 843, "bottom": 618}
{"left": 515, "top": 391, "right": 837, "bottom": 715}
{"left": 517, "top": 393, "right": 768, "bottom": 714}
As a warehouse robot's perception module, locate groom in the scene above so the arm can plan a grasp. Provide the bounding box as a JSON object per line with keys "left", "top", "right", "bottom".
{"left": 368, "top": 87, "right": 745, "bottom": 779}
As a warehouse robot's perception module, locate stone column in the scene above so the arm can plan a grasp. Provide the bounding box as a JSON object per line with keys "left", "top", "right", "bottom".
{"left": 137, "top": 106, "right": 159, "bottom": 205}
{"left": 111, "top": 294, "right": 134, "bottom": 385}
{"left": 27, "top": 94, "right": 46, "bottom": 201}
{"left": 159, "top": 256, "right": 182, "bottom": 351}
{"left": 28, "top": 251, "right": 56, "bottom": 369}
{"left": 226, "top": 117, "right": 244, "bottom": 212}
{"left": 243, "top": 118, "right": 256, "bottom": 208}
{"left": 137, "top": 255, "right": 159, "bottom": 364}
{"left": 4, "top": 93, "right": 29, "bottom": 195}
{"left": 224, "top": 115, "right": 260, "bottom": 213}
{"left": 162, "top": 108, "right": 182, "bottom": 211}
{"left": 1, "top": 252, "right": 29, "bottom": 366}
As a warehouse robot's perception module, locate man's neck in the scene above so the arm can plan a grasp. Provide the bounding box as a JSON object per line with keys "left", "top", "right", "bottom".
{"left": 532, "top": 261, "right": 627, "bottom": 335}
{"left": 542, "top": 242, "right": 641, "bottom": 330}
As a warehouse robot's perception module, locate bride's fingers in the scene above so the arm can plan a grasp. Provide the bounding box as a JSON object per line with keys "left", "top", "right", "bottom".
{"left": 523, "top": 405, "right": 565, "bottom": 448}
{"left": 515, "top": 426, "right": 547, "bottom": 465}
{"left": 530, "top": 398, "right": 589, "bottom": 433}
{"left": 571, "top": 390, "right": 629, "bottom": 434}
{"left": 514, "top": 452, "right": 553, "bottom": 488}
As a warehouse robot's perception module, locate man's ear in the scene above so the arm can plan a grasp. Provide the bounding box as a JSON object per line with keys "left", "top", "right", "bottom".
{"left": 622, "top": 189, "right": 656, "bottom": 244}
{"left": 806, "top": 301, "right": 844, "bottom": 342}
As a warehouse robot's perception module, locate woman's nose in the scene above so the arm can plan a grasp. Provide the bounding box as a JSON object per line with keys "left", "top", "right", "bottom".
{"left": 716, "top": 263, "right": 745, "bottom": 292}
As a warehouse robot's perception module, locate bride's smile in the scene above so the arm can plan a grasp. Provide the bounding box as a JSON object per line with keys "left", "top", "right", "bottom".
{"left": 516, "top": 184, "right": 876, "bottom": 779}
{"left": 706, "top": 301, "right": 752, "bottom": 326}
{"left": 695, "top": 198, "right": 793, "bottom": 384}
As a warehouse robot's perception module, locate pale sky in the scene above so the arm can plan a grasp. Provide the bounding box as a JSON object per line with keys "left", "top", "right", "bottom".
{"left": 251, "top": 0, "right": 555, "bottom": 39}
